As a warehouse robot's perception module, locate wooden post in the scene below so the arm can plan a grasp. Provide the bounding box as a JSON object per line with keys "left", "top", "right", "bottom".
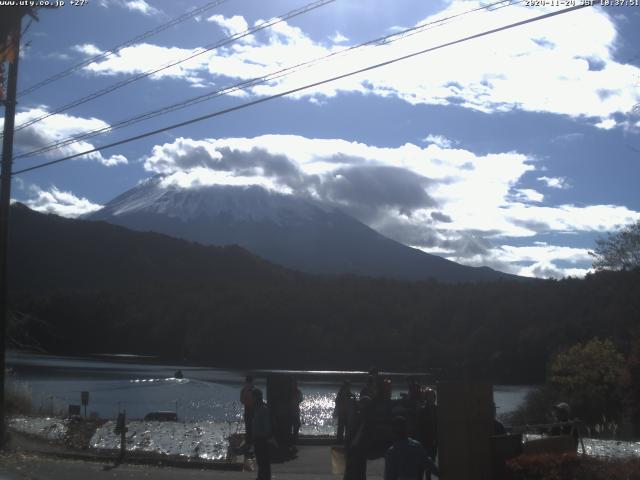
{"left": 437, "top": 381, "right": 494, "bottom": 480}
{"left": 0, "top": 11, "right": 22, "bottom": 448}
{"left": 114, "top": 410, "right": 127, "bottom": 464}
{"left": 267, "top": 374, "right": 294, "bottom": 452}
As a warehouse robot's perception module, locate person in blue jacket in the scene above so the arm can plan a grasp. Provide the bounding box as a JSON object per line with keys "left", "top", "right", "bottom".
{"left": 384, "top": 416, "right": 439, "bottom": 480}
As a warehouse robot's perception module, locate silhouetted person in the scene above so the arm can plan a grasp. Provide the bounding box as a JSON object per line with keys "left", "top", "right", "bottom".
{"left": 384, "top": 416, "right": 439, "bottom": 480}
{"left": 551, "top": 402, "right": 571, "bottom": 435}
{"left": 360, "top": 374, "right": 378, "bottom": 400}
{"left": 335, "top": 380, "right": 354, "bottom": 442}
{"left": 344, "top": 395, "right": 373, "bottom": 480}
{"left": 381, "top": 377, "right": 392, "bottom": 401}
{"left": 415, "top": 387, "right": 438, "bottom": 479}
{"left": 240, "top": 375, "right": 256, "bottom": 447}
{"left": 408, "top": 377, "right": 421, "bottom": 403}
{"left": 174, "top": 369, "right": 183, "bottom": 379}
{"left": 292, "top": 379, "right": 303, "bottom": 443}
{"left": 252, "top": 388, "right": 273, "bottom": 480}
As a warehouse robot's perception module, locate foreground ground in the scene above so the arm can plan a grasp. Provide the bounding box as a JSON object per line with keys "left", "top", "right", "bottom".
{"left": 4, "top": 451, "right": 640, "bottom": 480}
{"left": 3, "top": 427, "right": 640, "bottom": 479}
{"left": 506, "top": 453, "right": 640, "bottom": 479}
{"left": 0, "top": 446, "right": 385, "bottom": 480}
{"left": 4, "top": 445, "right": 640, "bottom": 479}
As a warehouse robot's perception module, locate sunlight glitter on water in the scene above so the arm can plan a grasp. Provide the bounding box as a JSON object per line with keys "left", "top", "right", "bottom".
{"left": 9, "top": 417, "right": 68, "bottom": 441}
{"left": 299, "top": 392, "right": 337, "bottom": 436}
{"left": 91, "top": 420, "right": 233, "bottom": 460}
{"left": 582, "top": 438, "right": 640, "bottom": 458}
{"left": 129, "top": 378, "right": 188, "bottom": 384}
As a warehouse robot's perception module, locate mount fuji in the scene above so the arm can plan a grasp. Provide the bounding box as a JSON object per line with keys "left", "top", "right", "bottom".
{"left": 87, "top": 177, "right": 516, "bottom": 283}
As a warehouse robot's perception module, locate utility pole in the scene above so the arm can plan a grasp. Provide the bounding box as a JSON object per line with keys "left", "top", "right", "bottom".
{"left": 0, "top": 9, "right": 23, "bottom": 448}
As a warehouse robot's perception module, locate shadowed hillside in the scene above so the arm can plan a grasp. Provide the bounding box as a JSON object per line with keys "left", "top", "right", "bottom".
{"left": 8, "top": 204, "right": 640, "bottom": 383}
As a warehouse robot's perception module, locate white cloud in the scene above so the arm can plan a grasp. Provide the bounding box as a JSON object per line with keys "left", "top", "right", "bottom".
{"left": 503, "top": 203, "right": 638, "bottom": 235}
{"left": 3, "top": 108, "right": 128, "bottom": 167}
{"left": 159, "top": 168, "right": 292, "bottom": 194}
{"left": 512, "top": 188, "right": 544, "bottom": 203}
{"left": 423, "top": 134, "right": 455, "bottom": 148}
{"left": 75, "top": 4, "right": 640, "bottom": 127}
{"left": 20, "top": 185, "right": 102, "bottom": 218}
{"left": 207, "top": 14, "right": 251, "bottom": 39}
{"left": 596, "top": 118, "right": 617, "bottom": 129}
{"left": 125, "top": 0, "right": 160, "bottom": 16}
{"left": 143, "top": 137, "right": 222, "bottom": 174}
{"left": 83, "top": 43, "right": 208, "bottom": 84}
{"left": 98, "top": 0, "right": 160, "bottom": 15}
{"left": 101, "top": 154, "right": 128, "bottom": 167}
{"left": 138, "top": 133, "right": 640, "bottom": 277}
{"left": 445, "top": 243, "right": 593, "bottom": 279}
{"left": 331, "top": 32, "right": 349, "bottom": 43}
{"left": 495, "top": 244, "right": 591, "bottom": 264}
{"left": 517, "top": 261, "right": 591, "bottom": 279}
{"left": 72, "top": 43, "right": 103, "bottom": 56}
{"left": 538, "top": 176, "right": 569, "bottom": 189}
{"left": 199, "top": 4, "right": 640, "bottom": 127}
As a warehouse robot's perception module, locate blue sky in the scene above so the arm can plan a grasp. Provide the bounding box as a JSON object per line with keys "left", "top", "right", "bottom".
{"left": 3, "top": 0, "right": 640, "bottom": 278}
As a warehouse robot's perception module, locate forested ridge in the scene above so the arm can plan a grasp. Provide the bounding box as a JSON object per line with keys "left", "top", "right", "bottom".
{"left": 8, "top": 204, "right": 640, "bottom": 383}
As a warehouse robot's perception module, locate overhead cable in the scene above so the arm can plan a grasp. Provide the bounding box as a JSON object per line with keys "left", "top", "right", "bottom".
{"left": 17, "top": 0, "right": 230, "bottom": 97}
{"left": 15, "top": 0, "right": 521, "bottom": 160}
{"left": 9, "top": 0, "right": 335, "bottom": 135}
{"left": 13, "top": 2, "right": 597, "bottom": 176}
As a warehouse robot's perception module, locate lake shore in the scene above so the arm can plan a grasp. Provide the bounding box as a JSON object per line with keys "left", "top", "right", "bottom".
{"left": 6, "top": 418, "right": 244, "bottom": 470}
{"left": 4, "top": 418, "right": 640, "bottom": 480}
{"left": 8, "top": 414, "right": 640, "bottom": 461}
{"left": 5, "top": 350, "right": 534, "bottom": 428}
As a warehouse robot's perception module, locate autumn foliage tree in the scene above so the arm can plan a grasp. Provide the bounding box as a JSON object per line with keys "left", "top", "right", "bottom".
{"left": 550, "top": 338, "right": 625, "bottom": 427}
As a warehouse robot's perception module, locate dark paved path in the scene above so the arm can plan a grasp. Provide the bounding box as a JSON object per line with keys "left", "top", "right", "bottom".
{"left": 0, "top": 446, "right": 385, "bottom": 479}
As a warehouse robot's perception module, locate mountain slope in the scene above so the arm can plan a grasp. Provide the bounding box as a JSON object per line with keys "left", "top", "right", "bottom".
{"left": 7, "top": 204, "right": 639, "bottom": 382}
{"left": 8, "top": 203, "right": 288, "bottom": 292}
{"left": 87, "top": 179, "right": 516, "bottom": 283}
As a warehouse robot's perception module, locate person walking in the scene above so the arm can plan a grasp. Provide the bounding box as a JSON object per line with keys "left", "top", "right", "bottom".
{"left": 240, "top": 375, "right": 256, "bottom": 448}
{"left": 252, "top": 388, "right": 274, "bottom": 480}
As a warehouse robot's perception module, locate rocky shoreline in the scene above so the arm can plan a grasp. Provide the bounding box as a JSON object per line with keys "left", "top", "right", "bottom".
{"left": 7, "top": 416, "right": 243, "bottom": 469}
{"left": 8, "top": 415, "right": 640, "bottom": 468}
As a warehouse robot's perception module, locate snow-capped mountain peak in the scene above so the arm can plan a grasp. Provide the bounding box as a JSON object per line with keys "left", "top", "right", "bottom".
{"left": 88, "top": 178, "right": 516, "bottom": 283}
{"left": 93, "top": 177, "right": 327, "bottom": 227}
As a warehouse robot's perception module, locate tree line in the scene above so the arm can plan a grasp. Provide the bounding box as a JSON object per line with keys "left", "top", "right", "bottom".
{"left": 7, "top": 205, "right": 640, "bottom": 384}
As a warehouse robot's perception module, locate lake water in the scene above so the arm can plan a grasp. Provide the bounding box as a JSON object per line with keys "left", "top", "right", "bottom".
{"left": 8, "top": 351, "right": 638, "bottom": 460}
{"left": 7, "top": 350, "right": 533, "bottom": 433}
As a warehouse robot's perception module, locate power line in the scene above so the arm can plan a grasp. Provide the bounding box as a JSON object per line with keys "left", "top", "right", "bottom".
{"left": 17, "top": 0, "right": 230, "bottom": 97}
{"left": 12, "top": 2, "right": 597, "bottom": 177}
{"left": 14, "top": 0, "right": 522, "bottom": 161}
{"left": 8, "top": 0, "right": 335, "bottom": 135}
